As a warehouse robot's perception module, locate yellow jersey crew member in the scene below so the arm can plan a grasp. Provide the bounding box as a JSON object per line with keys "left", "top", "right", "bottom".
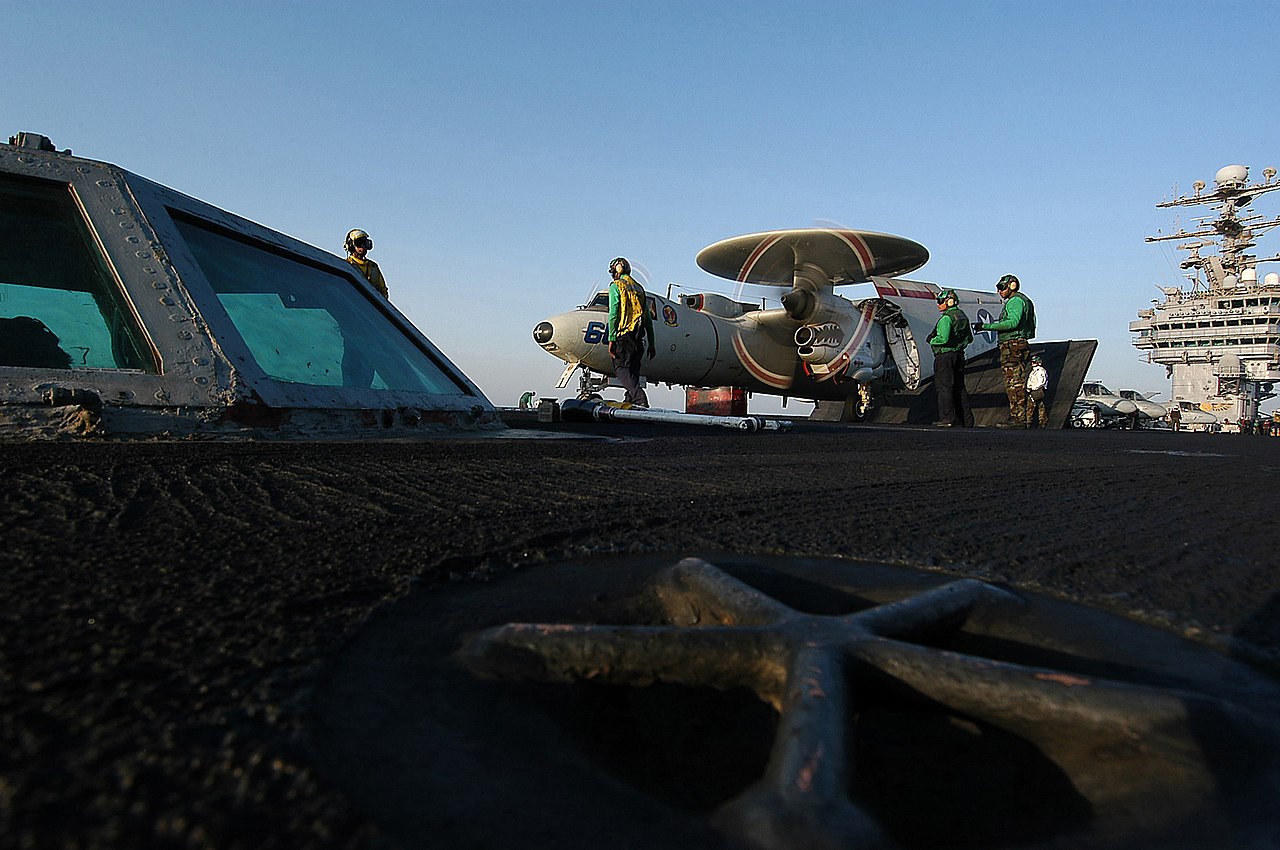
{"left": 607, "top": 257, "right": 656, "bottom": 408}
{"left": 344, "top": 229, "right": 388, "bottom": 298}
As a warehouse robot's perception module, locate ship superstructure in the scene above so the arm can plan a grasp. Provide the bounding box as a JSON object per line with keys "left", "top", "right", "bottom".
{"left": 1131, "top": 165, "right": 1280, "bottom": 424}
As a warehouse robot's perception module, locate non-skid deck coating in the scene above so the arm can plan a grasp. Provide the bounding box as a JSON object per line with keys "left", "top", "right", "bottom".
{"left": 2, "top": 423, "right": 1278, "bottom": 848}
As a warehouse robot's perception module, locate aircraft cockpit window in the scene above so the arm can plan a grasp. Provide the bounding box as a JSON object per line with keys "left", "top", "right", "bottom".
{"left": 171, "top": 215, "right": 471, "bottom": 395}
{"left": 0, "top": 175, "right": 155, "bottom": 372}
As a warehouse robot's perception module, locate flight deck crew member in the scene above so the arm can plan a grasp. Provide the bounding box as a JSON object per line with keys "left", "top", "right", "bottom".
{"left": 607, "top": 257, "right": 656, "bottom": 408}
{"left": 927, "top": 288, "right": 974, "bottom": 428}
{"left": 973, "top": 274, "right": 1036, "bottom": 428}
{"left": 345, "top": 229, "right": 389, "bottom": 298}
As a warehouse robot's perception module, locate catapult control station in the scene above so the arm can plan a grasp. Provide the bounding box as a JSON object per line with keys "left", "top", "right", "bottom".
{"left": 0, "top": 132, "right": 496, "bottom": 438}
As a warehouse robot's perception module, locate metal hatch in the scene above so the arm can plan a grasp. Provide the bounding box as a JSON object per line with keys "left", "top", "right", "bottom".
{"left": 0, "top": 132, "right": 497, "bottom": 438}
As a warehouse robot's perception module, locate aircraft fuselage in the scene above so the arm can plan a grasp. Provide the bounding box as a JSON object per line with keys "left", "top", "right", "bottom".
{"left": 534, "top": 282, "right": 997, "bottom": 403}
{"left": 536, "top": 290, "right": 895, "bottom": 400}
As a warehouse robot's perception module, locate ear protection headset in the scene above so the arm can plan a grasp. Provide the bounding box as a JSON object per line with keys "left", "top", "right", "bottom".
{"left": 345, "top": 229, "right": 373, "bottom": 253}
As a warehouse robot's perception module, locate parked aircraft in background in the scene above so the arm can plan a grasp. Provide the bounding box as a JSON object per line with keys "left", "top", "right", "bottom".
{"left": 1072, "top": 387, "right": 1219, "bottom": 431}
{"left": 1076, "top": 382, "right": 1175, "bottom": 429}
{"left": 534, "top": 229, "right": 1002, "bottom": 418}
{"left": 1078, "top": 381, "right": 1131, "bottom": 416}
{"left": 1172, "top": 400, "right": 1220, "bottom": 431}
{"left": 1069, "top": 400, "right": 1124, "bottom": 428}
{"left": 1117, "top": 389, "right": 1168, "bottom": 420}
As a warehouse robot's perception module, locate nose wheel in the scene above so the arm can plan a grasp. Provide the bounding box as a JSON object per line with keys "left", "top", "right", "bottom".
{"left": 575, "top": 365, "right": 610, "bottom": 400}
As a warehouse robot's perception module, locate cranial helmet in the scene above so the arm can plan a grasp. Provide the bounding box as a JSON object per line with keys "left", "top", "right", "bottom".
{"left": 936, "top": 288, "right": 958, "bottom": 305}
{"left": 996, "top": 274, "right": 1019, "bottom": 291}
{"left": 610, "top": 257, "right": 631, "bottom": 276}
{"left": 345, "top": 229, "right": 373, "bottom": 253}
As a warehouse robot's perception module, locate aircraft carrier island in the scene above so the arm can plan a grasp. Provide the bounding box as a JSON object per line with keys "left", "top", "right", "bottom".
{"left": 1133, "top": 164, "right": 1280, "bottom": 428}
{"left": 2, "top": 134, "right": 1279, "bottom": 849}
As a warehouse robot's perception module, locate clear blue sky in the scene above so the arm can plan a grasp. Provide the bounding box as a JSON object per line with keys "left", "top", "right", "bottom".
{"left": 9, "top": 0, "right": 1280, "bottom": 411}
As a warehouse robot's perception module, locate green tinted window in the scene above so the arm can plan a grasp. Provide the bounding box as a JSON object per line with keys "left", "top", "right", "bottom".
{"left": 0, "top": 175, "right": 154, "bottom": 371}
{"left": 172, "top": 216, "right": 469, "bottom": 394}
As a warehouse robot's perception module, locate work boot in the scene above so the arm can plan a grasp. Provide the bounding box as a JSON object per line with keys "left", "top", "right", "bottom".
{"left": 994, "top": 421, "right": 1026, "bottom": 429}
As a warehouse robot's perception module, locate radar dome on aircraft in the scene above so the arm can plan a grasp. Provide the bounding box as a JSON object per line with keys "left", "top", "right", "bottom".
{"left": 695, "top": 228, "right": 929, "bottom": 286}
{"left": 1214, "top": 165, "right": 1249, "bottom": 188}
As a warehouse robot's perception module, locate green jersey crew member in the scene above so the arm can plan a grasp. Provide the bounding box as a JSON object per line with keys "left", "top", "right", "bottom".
{"left": 344, "top": 229, "right": 389, "bottom": 298}
{"left": 606, "top": 257, "right": 656, "bottom": 408}
{"left": 973, "top": 274, "right": 1036, "bottom": 428}
{"left": 927, "top": 288, "right": 974, "bottom": 428}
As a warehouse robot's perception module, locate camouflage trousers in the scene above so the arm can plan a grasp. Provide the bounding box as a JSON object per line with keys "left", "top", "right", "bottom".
{"left": 1000, "top": 339, "right": 1031, "bottom": 424}
{"left": 1027, "top": 388, "right": 1048, "bottom": 428}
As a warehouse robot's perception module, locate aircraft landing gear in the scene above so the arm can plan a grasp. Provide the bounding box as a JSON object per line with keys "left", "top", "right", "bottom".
{"left": 575, "top": 367, "right": 610, "bottom": 401}
{"left": 848, "top": 385, "right": 873, "bottom": 422}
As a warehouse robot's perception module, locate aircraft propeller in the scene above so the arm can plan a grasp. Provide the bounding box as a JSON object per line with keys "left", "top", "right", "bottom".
{"left": 698, "top": 228, "right": 928, "bottom": 392}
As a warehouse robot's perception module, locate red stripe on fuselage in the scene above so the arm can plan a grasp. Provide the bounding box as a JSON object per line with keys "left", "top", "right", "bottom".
{"left": 874, "top": 281, "right": 937, "bottom": 299}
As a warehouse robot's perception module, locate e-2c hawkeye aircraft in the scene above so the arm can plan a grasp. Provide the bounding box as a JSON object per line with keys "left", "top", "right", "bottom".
{"left": 533, "top": 228, "right": 1004, "bottom": 418}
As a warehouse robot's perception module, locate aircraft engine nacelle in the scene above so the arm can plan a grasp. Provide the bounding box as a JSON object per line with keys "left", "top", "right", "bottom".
{"left": 780, "top": 288, "right": 849, "bottom": 326}
{"left": 795, "top": 323, "right": 845, "bottom": 361}
{"left": 794, "top": 302, "right": 887, "bottom": 385}
{"left": 683, "top": 292, "right": 750, "bottom": 318}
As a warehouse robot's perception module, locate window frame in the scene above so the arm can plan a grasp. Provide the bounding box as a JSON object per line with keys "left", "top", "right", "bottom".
{"left": 144, "top": 181, "right": 486, "bottom": 410}
{"left": 167, "top": 210, "right": 475, "bottom": 399}
{"left": 0, "top": 155, "right": 219, "bottom": 405}
{"left": 0, "top": 171, "right": 159, "bottom": 373}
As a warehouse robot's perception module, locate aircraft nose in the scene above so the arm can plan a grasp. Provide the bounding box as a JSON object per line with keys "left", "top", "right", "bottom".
{"left": 533, "top": 321, "right": 554, "bottom": 345}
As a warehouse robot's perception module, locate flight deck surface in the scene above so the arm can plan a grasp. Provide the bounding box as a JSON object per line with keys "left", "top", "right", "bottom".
{"left": 2, "top": 425, "right": 1278, "bottom": 848}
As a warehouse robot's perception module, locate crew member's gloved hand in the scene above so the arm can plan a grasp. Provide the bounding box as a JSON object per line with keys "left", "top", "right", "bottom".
{"left": 972, "top": 322, "right": 985, "bottom": 332}
{"left": 608, "top": 341, "right": 617, "bottom": 359}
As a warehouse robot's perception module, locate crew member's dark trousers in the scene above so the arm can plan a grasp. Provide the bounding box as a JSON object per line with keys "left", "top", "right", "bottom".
{"left": 612, "top": 331, "right": 649, "bottom": 407}
{"left": 934, "top": 350, "right": 973, "bottom": 426}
